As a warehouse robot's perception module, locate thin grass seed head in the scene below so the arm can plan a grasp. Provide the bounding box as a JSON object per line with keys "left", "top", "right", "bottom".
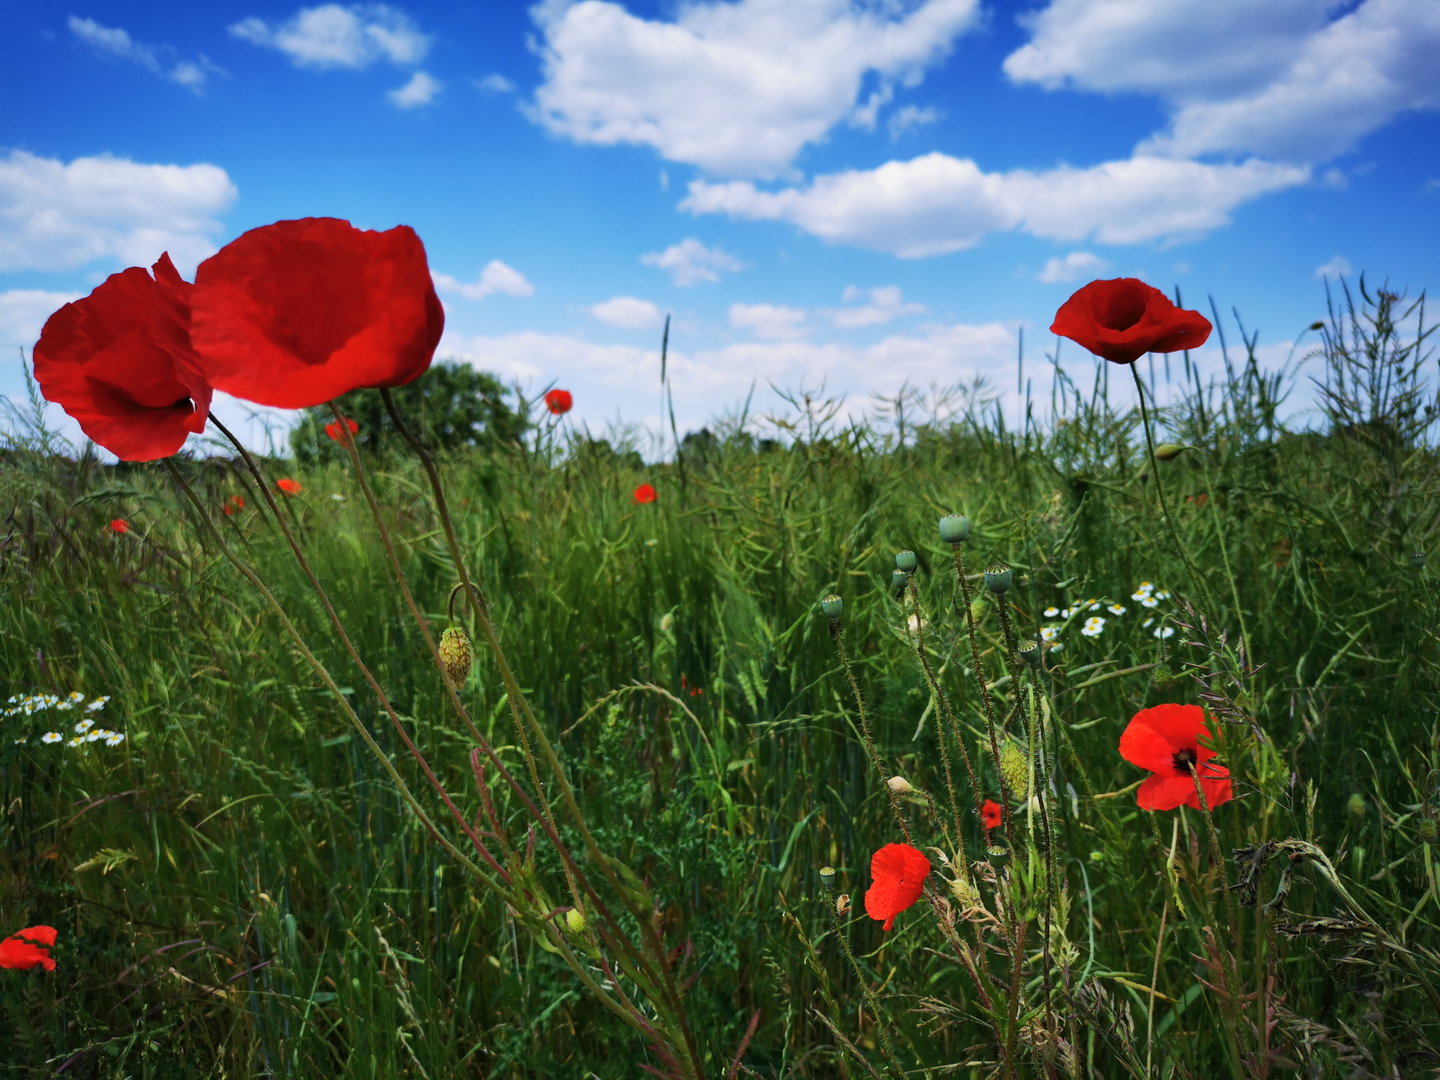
{"left": 938, "top": 513, "right": 970, "bottom": 545}
{"left": 439, "top": 626, "right": 473, "bottom": 685}
{"left": 984, "top": 563, "right": 1012, "bottom": 594}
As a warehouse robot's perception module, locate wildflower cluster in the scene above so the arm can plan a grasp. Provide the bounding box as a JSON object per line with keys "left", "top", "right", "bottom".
{"left": 5, "top": 692, "right": 124, "bottom": 749}
{"left": 1132, "top": 580, "right": 1176, "bottom": 637}
{"left": 1037, "top": 582, "right": 1177, "bottom": 647}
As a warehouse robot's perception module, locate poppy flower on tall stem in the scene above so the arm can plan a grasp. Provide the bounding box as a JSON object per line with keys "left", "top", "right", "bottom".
{"left": 189, "top": 217, "right": 444, "bottom": 408}
{"left": 277, "top": 478, "right": 302, "bottom": 496}
{"left": 1051, "top": 278, "right": 1211, "bottom": 366}
{"left": 864, "top": 842, "right": 930, "bottom": 932}
{"left": 0, "top": 926, "right": 57, "bottom": 971}
{"left": 1119, "top": 703, "right": 1233, "bottom": 811}
{"left": 325, "top": 417, "right": 359, "bottom": 442}
{"left": 107, "top": 519, "right": 129, "bottom": 535}
{"left": 545, "top": 389, "right": 573, "bottom": 415}
{"left": 33, "top": 253, "right": 212, "bottom": 461}
{"left": 633, "top": 482, "right": 656, "bottom": 504}
{"left": 981, "top": 798, "right": 1003, "bottom": 833}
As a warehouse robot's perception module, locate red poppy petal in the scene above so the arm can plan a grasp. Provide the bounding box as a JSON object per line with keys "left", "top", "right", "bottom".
{"left": 1119, "top": 703, "right": 1208, "bottom": 773}
{"left": 1187, "top": 771, "right": 1234, "bottom": 810}
{"left": 1050, "top": 278, "right": 1212, "bottom": 365}
{"left": 865, "top": 843, "right": 930, "bottom": 929}
{"left": 191, "top": 218, "right": 443, "bottom": 409}
{"left": 1136, "top": 773, "right": 1197, "bottom": 811}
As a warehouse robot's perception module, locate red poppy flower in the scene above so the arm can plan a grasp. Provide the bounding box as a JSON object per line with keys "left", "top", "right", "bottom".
{"left": 107, "top": 518, "right": 129, "bottom": 535}
{"left": 545, "top": 389, "right": 573, "bottom": 415}
{"left": 325, "top": 417, "right": 359, "bottom": 442}
{"left": 633, "top": 483, "right": 657, "bottom": 504}
{"left": 1051, "top": 279, "right": 1211, "bottom": 365}
{"left": 277, "top": 478, "right": 302, "bottom": 495}
{"left": 864, "top": 843, "right": 931, "bottom": 932}
{"left": 1119, "top": 703, "right": 1233, "bottom": 811}
{"left": 981, "top": 799, "right": 1002, "bottom": 832}
{"left": 224, "top": 494, "right": 245, "bottom": 515}
{"left": 0, "top": 925, "right": 57, "bottom": 971}
{"left": 34, "top": 253, "right": 212, "bottom": 461}
{"left": 190, "top": 218, "right": 444, "bottom": 408}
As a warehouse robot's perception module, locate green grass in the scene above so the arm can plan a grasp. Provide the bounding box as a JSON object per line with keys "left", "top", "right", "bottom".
{"left": 2, "top": 279, "right": 1439, "bottom": 1078}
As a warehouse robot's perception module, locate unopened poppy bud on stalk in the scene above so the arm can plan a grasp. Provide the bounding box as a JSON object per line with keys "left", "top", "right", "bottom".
{"left": 894, "top": 550, "right": 917, "bottom": 573}
{"left": 1409, "top": 552, "right": 1426, "bottom": 569}
{"left": 984, "top": 564, "right": 1012, "bottom": 595}
{"left": 439, "top": 627, "right": 473, "bottom": 685}
{"left": 938, "top": 514, "right": 970, "bottom": 545}
{"left": 887, "top": 776, "right": 914, "bottom": 795}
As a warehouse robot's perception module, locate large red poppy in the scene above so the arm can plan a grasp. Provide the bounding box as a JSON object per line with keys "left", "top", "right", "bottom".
{"left": 1051, "top": 279, "right": 1211, "bottom": 365}
{"left": 981, "top": 799, "right": 1002, "bottom": 832}
{"left": 190, "top": 218, "right": 444, "bottom": 408}
{"left": 34, "top": 254, "right": 212, "bottom": 461}
{"left": 633, "top": 482, "right": 657, "bottom": 504}
{"left": 0, "top": 925, "right": 57, "bottom": 971}
{"left": 545, "top": 389, "right": 573, "bottom": 415}
{"left": 864, "top": 842, "right": 931, "bottom": 932}
{"left": 1119, "top": 703, "right": 1233, "bottom": 811}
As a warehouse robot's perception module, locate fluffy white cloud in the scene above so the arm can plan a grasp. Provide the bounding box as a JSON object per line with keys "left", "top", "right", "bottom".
{"left": 531, "top": 0, "right": 980, "bottom": 178}
{"left": 888, "top": 104, "right": 942, "bottom": 140}
{"left": 70, "top": 16, "right": 221, "bottom": 94}
{"left": 730, "top": 302, "right": 807, "bottom": 340}
{"left": 387, "top": 70, "right": 440, "bottom": 107}
{"left": 1038, "top": 251, "right": 1109, "bottom": 283}
{"left": 683, "top": 152, "right": 1308, "bottom": 256}
{"left": 1007, "top": 0, "right": 1440, "bottom": 164}
{"left": 1, "top": 289, "right": 80, "bottom": 359}
{"left": 476, "top": 73, "right": 515, "bottom": 94}
{"left": 591, "top": 296, "right": 663, "bottom": 329}
{"left": 433, "top": 260, "right": 534, "bottom": 300}
{"left": 1314, "top": 255, "right": 1352, "bottom": 279}
{"left": 827, "top": 285, "right": 924, "bottom": 328}
{"left": 230, "top": 4, "right": 430, "bottom": 69}
{"left": 0, "top": 151, "right": 237, "bottom": 274}
{"left": 641, "top": 238, "right": 743, "bottom": 286}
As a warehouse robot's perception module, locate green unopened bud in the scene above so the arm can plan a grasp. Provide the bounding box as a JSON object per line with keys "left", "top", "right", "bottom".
{"left": 1409, "top": 552, "right": 1426, "bottom": 569}
{"left": 1309, "top": 321, "right": 1326, "bottom": 331}
{"left": 1152, "top": 663, "right": 1177, "bottom": 691}
{"left": 819, "top": 866, "right": 837, "bottom": 892}
{"left": 1347, "top": 793, "right": 1367, "bottom": 821}
{"left": 887, "top": 775, "right": 914, "bottom": 795}
{"left": 984, "top": 563, "right": 1012, "bottom": 595}
{"left": 439, "top": 627, "right": 473, "bottom": 685}
{"left": 1153, "top": 443, "right": 1189, "bottom": 462}
{"left": 892, "top": 568, "right": 910, "bottom": 595}
{"left": 1420, "top": 818, "right": 1438, "bottom": 845}
{"left": 939, "top": 514, "right": 970, "bottom": 545}
{"left": 821, "top": 594, "right": 844, "bottom": 621}
{"left": 564, "top": 908, "right": 587, "bottom": 934}
{"left": 1019, "top": 640, "right": 1041, "bottom": 668}
{"left": 998, "top": 741, "right": 1029, "bottom": 798}
{"left": 895, "top": 550, "right": 917, "bottom": 573}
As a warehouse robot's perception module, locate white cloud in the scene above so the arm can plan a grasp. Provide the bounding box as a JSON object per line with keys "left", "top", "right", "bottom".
{"left": 888, "top": 104, "right": 942, "bottom": 140}
{"left": 683, "top": 152, "right": 1308, "bottom": 257}
{"left": 0, "top": 150, "right": 237, "bottom": 274}
{"left": 1314, "top": 255, "right": 1352, "bottom": 279}
{"left": 591, "top": 296, "right": 663, "bottom": 329}
{"left": 476, "top": 73, "right": 515, "bottom": 94}
{"left": 230, "top": 4, "right": 430, "bottom": 69}
{"left": 1007, "top": 0, "right": 1440, "bottom": 164}
{"left": 433, "top": 260, "right": 534, "bottom": 300}
{"left": 730, "top": 302, "right": 807, "bottom": 340}
{"left": 1038, "top": 251, "right": 1109, "bottom": 283}
{"left": 827, "top": 285, "right": 924, "bottom": 328}
{"left": 69, "top": 16, "right": 220, "bottom": 94}
{"left": 530, "top": 0, "right": 981, "bottom": 178}
{"left": 641, "top": 238, "right": 743, "bottom": 286}
{"left": 387, "top": 70, "right": 440, "bottom": 107}
{"left": 1, "top": 289, "right": 81, "bottom": 359}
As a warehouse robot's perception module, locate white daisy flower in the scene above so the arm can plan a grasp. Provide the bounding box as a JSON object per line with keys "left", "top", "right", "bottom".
{"left": 1081, "top": 616, "right": 1106, "bottom": 638}
{"left": 41, "top": 731, "right": 62, "bottom": 744}
{"left": 1141, "top": 597, "right": 1160, "bottom": 608}
{"left": 1044, "top": 607, "right": 1059, "bottom": 617}
{"left": 67, "top": 736, "right": 86, "bottom": 747}
{"left": 1155, "top": 590, "right": 1171, "bottom": 600}
{"left": 1143, "top": 617, "right": 1155, "bottom": 628}
{"left": 104, "top": 731, "right": 126, "bottom": 747}
{"left": 1040, "top": 625, "right": 1061, "bottom": 642}
{"left": 86, "top": 696, "right": 110, "bottom": 713}
{"left": 1060, "top": 608, "right": 1072, "bottom": 619}
{"left": 1088, "top": 603, "right": 1102, "bottom": 612}
{"left": 1049, "top": 642, "right": 1064, "bottom": 652}
{"left": 1107, "top": 603, "right": 1126, "bottom": 616}
{"left": 1154, "top": 626, "right": 1175, "bottom": 639}
{"left": 74, "top": 718, "right": 94, "bottom": 734}
{"left": 85, "top": 730, "right": 105, "bottom": 742}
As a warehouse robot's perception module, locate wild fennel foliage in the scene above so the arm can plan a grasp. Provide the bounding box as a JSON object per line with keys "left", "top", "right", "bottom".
{"left": 1, "top": 285, "right": 1438, "bottom": 1077}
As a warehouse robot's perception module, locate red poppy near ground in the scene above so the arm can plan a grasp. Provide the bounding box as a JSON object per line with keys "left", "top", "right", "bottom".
{"left": 633, "top": 483, "right": 657, "bottom": 504}
{"left": 1119, "top": 703, "right": 1233, "bottom": 811}
{"left": 106, "top": 518, "right": 129, "bottom": 535}
{"left": 224, "top": 494, "right": 245, "bottom": 515}
{"left": 864, "top": 843, "right": 931, "bottom": 932}
{"left": 33, "top": 253, "right": 212, "bottom": 461}
{"left": 0, "top": 926, "right": 57, "bottom": 971}
{"left": 277, "top": 478, "right": 302, "bottom": 495}
{"left": 190, "top": 218, "right": 444, "bottom": 409}
{"left": 545, "top": 389, "right": 573, "bottom": 415}
{"left": 325, "top": 417, "right": 359, "bottom": 442}
{"left": 981, "top": 799, "right": 1003, "bottom": 832}
{"left": 1051, "top": 279, "right": 1212, "bottom": 365}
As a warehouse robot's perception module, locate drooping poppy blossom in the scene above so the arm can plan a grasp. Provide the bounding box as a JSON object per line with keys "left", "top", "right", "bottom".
{"left": 864, "top": 842, "right": 931, "bottom": 932}
{"left": 325, "top": 416, "right": 359, "bottom": 442}
{"left": 1119, "top": 703, "right": 1233, "bottom": 811}
{"left": 107, "top": 518, "right": 129, "bottom": 535}
{"left": 277, "top": 478, "right": 302, "bottom": 495}
{"left": 34, "top": 253, "right": 212, "bottom": 461}
{"left": 0, "top": 926, "right": 57, "bottom": 971}
{"left": 632, "top": 483, "right": 657, "bottom": 504}
{"left": 190, "top": 218, "right": 444, "bottom": 409}
{"left": 981, "top": 799, "right": 1003, "bottom": 832}
{"left": 545, "top": 389, "right": 573, "bottom": 415}
{"left": 224, "top": 494, "right": 245, "bottom": 515}
{"left": 1051, "top": 279, "right": 1211, "bottom": 366}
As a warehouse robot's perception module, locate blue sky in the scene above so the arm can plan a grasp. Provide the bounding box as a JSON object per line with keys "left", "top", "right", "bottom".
{"left": 3, "top": 0, "right": 1438, "bottom": 453}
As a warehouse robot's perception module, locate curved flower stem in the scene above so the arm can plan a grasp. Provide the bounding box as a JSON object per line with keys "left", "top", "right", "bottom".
{"left": 823, "top": 898, "right": 906, "bottom": 1080}
{"left": 832, "top": 627, "right": 911, "bottom": 845}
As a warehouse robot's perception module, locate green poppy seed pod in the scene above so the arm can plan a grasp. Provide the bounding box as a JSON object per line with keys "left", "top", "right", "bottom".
{"left": 439, "top": 627, "right": 473, "bottom": 685}
{"left": 895, "top": 550, "right": 917, "bottom": 573}
{"left": 1409, "top": 552, "right": 1426, "bottom": 569}
{"left": 564, "top": 908, "right": 587, "bottom": 934}
{"left": 892, "top": 568, "right": 910, "bottom": 595}
{"left": 1347, "top": 793, "right": 1367, "bottom": 821}
{"left": 999, "top": 742, "right": 1029, "bottom": 798}
{"left": 821, "top": 594, "right": 844, "bottom": 621}
{"left": 984, "top": 563, "right": 1012, "bottom": 595}
{"left": 986, "top": 843, "right": 1009, "bottom": 867}
{"left": 1153, "top": 443, "right": 1189, "bottom": 462}
{"left": 938, "top": 514, "right": 970, "bottom": 545}
{"left": 819, "top": 866, "right": 837, "bottom": 892}
{"left": 1420, "top": 818, "right": 1438, "bottom": 845}
{"left": 1019, "top": 640, "right": 1041, "bottom": 668}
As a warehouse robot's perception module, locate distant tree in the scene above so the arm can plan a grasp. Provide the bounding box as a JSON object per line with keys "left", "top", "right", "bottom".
{"left": 290, "top": 362, "right": 528, "bottom": 465}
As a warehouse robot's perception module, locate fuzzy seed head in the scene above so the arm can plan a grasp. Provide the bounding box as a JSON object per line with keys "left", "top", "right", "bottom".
{"left": 999, "top": 742, "right": 1029, "bottom": 798}
{"left": 565, "top": 908, "right": 587, "bottom": 934}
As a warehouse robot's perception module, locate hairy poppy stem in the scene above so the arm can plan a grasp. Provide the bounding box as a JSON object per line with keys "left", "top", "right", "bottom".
{"left": 822, "top": 897, "right": 906, "bottom": 1080}
{"left": 831, "top": 629, "right": 912, "bottom": 845}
